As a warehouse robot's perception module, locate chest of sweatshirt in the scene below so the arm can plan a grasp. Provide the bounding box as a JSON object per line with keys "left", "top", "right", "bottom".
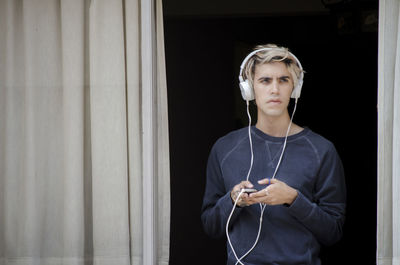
{"left": 217, "top": 128, "right": 323, "bottom": 201}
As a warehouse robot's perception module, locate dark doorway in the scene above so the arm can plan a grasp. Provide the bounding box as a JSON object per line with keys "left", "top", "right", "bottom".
{"left": 164, "top": 1, "right": 378, "bottom": 264}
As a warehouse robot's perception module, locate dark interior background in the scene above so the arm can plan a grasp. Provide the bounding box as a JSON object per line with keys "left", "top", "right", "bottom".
{"left": 163, "top": 0, "right": 378, "bottom": 264}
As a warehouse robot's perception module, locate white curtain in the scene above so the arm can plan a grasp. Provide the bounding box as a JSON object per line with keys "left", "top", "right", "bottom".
{"left": 377, "top": 0, "right": 400, "bottom": 264}
{"left": 0, "top": 0, "right": 170, "bottom": 264}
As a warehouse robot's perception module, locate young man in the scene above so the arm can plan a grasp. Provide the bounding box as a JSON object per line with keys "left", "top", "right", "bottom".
{"left": 201, "top": 44, "right": 346, "bottom": 265}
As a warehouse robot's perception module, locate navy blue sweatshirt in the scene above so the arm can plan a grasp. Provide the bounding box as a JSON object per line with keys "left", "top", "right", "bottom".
{"left": 201, "top": 126, "right": 346, "bottom": 265}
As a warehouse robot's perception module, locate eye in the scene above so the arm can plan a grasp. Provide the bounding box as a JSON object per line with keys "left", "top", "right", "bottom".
{"left": 260, "top": 77, "right": 271, "bottom": 84}
{"left": 279, "top": 77, "right": 290, "bottom": 83}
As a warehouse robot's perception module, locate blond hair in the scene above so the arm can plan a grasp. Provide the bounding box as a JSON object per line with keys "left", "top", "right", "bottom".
{"left": 242, "top": 44, "right": 304, "bottom": 91}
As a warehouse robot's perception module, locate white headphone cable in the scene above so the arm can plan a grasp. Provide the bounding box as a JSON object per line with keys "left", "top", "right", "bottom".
{"left": 226, "top": 100, "right": 255, "bottom": 265}
{"left": 226, "top": 98, "right": 298, "bottom": 265}
{"left": 245, "top": 100, "right": 254, "bottom": 182}
{"left": 226, "top": 189, "right": 246, "bottom": 265}
{"left": 234, "top": 99, "right": 298, "bottom": 265}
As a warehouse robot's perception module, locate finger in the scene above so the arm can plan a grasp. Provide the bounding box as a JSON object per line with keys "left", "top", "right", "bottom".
{"left": 242, "top": 195, "right": 258, "bottom": 204}
{"left": 249, "top": 189, "right": 268, "bottom": 198}
{"left": 234, "top": 189, "right": 249, "bottom": 202}
{"left": 269, "top": 178, "right": 280, "bottom": 184}
{"left": 236, "top": 181, "right": 253, "bottom": 192}
{"left": 233, "top": 181, "right": 249, "bottom": 192}
{"left": 247, "top": 195, "right": 267, "bottom": 204}
{"left": 241, "top": 181, "right": 254, "bottom": 188}
{"left": 257, "top": 178, "right": 270, "bottom": 185}
{"left": 239, "top": 193, "right": 255, "bottom": 206}
{"left": 240, "top": 192, "right": 249, "bottom": 199}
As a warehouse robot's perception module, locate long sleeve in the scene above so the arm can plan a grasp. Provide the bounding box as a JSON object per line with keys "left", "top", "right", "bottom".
{"left": 287, "top": 143, "right": 346, "bottom": 246}
{"left": 201, "top": 144, "right": 243, "bottom": 238}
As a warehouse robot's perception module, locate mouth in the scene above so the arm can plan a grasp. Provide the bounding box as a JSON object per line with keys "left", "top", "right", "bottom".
{"left": 267, "top": 99, "right": 282, "bottom": 104}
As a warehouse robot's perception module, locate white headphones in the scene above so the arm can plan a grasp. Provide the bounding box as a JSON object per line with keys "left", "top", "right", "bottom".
{"left": 238, "top": 48, "right": 304, "bottom": 101}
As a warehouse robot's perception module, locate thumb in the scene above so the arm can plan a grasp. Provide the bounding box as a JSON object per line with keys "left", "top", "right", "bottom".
{"left": 241, "top": 181, "right": 254, "bottom": 188}
{"left": 244, "top": 181, "right": 254, "bottom": 188}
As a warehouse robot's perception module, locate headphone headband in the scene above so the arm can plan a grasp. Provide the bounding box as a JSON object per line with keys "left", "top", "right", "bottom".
{"left": 238, "top": 47, "right": 304, "bottom": 100}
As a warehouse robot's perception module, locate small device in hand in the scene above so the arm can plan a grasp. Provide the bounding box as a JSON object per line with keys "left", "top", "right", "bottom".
{"left": 241, "top": 188, "right": 257, "bottom": 194}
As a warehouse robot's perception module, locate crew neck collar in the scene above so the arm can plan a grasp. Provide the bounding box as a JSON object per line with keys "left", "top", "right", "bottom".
{"left": 251, "top": 126, "right": 309, "bottom": 142}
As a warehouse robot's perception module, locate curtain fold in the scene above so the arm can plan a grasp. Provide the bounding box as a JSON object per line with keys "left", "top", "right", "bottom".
{"left": 0, "top": 0, "right": 170, "bottom": 264}
{"left": 377, "top": 0, "right": 400, "bottom": 264}
{"left": 124, "top": 0, "right": 143, "bottom": 263}
{"left": 155, "top": 0, "right": 171, "bottom": 263}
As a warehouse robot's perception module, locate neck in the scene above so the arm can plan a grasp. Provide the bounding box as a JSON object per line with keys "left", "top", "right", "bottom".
{"left": 256, "top": 112, "right": 293, "bottom": 137}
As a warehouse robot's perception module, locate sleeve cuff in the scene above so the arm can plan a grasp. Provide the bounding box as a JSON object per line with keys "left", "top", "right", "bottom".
{"left": 287, "top": 191, "right": 315, "bottom": 221}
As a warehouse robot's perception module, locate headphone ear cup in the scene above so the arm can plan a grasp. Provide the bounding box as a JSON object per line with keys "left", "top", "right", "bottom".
{"left": 291, "top": 78, "right": 303, "bottom": 99}
{"left": 239, "top": 80, "right": 255, "bottom": 101}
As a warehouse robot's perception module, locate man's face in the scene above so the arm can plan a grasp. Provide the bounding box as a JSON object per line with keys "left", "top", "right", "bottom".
{"left": 253, "top": 61, "right": 294, "bottom": 119}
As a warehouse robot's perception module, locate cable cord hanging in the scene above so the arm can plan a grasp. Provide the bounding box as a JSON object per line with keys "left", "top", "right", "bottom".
{"left": 226, "top": 100, "right": 258, "bottom": 265}
{"left": 245, "top": 100, "right": 254, "bottom": 182}
{"left": 226, "top": 99, "right": 298, "bottom": 265}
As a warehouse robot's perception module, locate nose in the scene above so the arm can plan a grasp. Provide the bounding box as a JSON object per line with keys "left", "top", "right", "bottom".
{"left": 271, "top": 80, "right": 279, "bottom": 94}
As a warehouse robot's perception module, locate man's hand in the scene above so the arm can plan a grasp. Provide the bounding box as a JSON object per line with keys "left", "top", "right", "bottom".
{"left": 249, "top": 178, "right": 298, "bottom": 206}
{"left": 230, "top": 181, "right": 257, "bottom": 207}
